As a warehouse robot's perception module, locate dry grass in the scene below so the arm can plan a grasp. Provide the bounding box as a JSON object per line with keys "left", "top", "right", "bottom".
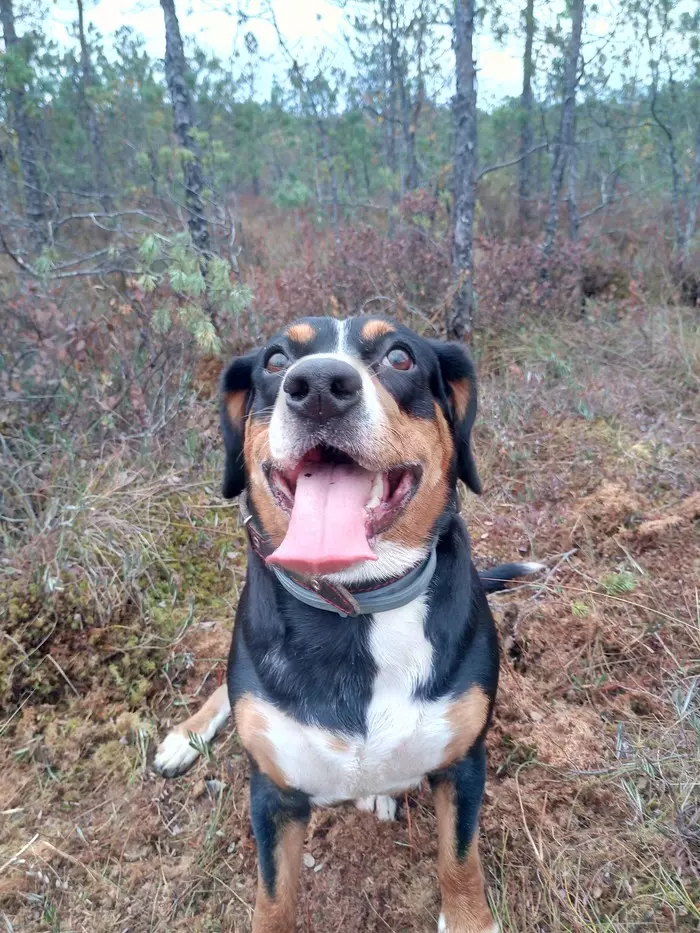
{"left": 1, "top": 305, "right": 698, "bottom": 932}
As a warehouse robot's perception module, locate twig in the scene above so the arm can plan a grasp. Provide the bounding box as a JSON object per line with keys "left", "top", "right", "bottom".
{"left": 477, "top": 142, "right": 549, "bottom": 182}
{"left": 0, "top": 834, "right": 40, "bottom": 875}
{"left": 0, "top": 228, "right": 41, "bottom": 279}
{"left": 53, "top": 209, "right": 164, "bottom": 232}
{"left": 45, "top": 654, "right": 80, "bottom": 697}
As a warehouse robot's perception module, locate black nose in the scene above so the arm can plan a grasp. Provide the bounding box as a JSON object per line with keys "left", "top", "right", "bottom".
{"left": 284, "top": 358, "right": 363, "bottom": 423}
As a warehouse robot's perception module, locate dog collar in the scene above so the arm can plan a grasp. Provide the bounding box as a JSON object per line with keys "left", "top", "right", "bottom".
{"left": 239, "top": 494, "right": 437, "bottom": 618}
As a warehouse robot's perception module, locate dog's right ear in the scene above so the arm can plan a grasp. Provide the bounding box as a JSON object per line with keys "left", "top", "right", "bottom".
{"left": 220, "top": 351, "right": 257, "bottom": 499}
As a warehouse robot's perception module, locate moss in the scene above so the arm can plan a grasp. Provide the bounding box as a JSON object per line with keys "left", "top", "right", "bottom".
{"left": 1, "top": 490, "right": 244, "bottom": 722}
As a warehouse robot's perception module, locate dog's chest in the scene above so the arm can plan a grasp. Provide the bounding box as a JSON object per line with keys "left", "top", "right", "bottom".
{"left": 251, "top": 597, "right": 454, "bottom": 804}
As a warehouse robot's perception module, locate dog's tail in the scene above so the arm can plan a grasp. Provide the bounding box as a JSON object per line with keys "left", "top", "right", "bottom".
{"left": 479, "top": 562, "right": 544, "bottom": 594}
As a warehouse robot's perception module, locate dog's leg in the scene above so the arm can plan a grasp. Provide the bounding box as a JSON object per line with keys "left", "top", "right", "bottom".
{"left": 250, "top": 769, "right": 310, "bottom": 933}
{"left": 431, "top": 743, "right": 499, "bottom": 933}
{"left": 153, "top": 683, "right": 231, "bottom": 777}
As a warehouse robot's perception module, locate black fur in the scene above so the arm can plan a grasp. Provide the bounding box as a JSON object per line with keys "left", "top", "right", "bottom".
{"left": 249, "top": 768, "right": 310, "bottom": 896}
{"left": 429, "top": 339, "right": 482, "bottom": 494}
{"left": 220, "top": 350, "right": 256, "bottom": 499}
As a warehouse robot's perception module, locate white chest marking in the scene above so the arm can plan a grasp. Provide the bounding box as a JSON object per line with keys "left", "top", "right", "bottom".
{"left": 257, "top": 596, "right": 454, "bottom": 804}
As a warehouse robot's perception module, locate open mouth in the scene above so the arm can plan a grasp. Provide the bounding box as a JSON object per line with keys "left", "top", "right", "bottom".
{"left": 262, "top": 445, "right": 422, "bottom": 575}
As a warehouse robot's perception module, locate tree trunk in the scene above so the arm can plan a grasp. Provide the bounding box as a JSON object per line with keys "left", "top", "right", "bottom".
{"left": 400, "top": 69, "right": 422, "bottom": 192}
{"left": 567, "top": 123, "right": 579, "bottom": 242}
{"left": 160, "top": 0, "right": 210, "bottom": 259}
{"left": 683, "top": 122, "right": 700, "bottom": 262}
{"left": 542, "top": 0, "right": 584, "bottom": 263}
{"left": 518, "top": 0, "right": 535, "bottom": 233}
{"left": 76, "top": 0, "right": 110, "bottom": 211}
{"left": 1, "top": 0, "right": 47, "bottom": 252}
{"left": 384, "top": 0, "right": 400, "bottom": 235}
{"left": 316, "top": 114, "right": 340, "bottom": 237}
{"left": 449, "top": 0, "right": 478, "bottom": 341}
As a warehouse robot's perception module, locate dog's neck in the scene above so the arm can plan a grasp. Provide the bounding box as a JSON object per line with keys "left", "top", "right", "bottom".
{"left": 239, "top": 492, "right": 440, "bottom": 617}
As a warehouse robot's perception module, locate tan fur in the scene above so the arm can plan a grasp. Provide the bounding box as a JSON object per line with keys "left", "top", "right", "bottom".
{"left": 244, "top": 419, "right": 289, "bottom": 547}
{"left": 361, "top": 319, "right": 394, "bottom": 341}
{"left": 449, "top": 377, "right": 471, "bottom": 422}
{"left": 253, "top": 820, "right": 306, "bottom": 933}
{"left": 225, "top": 389, "right": 247, "bottom": 429}
{"left": 235, "top": 693, "right": 290, "bottom": 789}
{"left": 440, "top": 687, "right": 490, "bottom": 769}
{"left": 173, "top": 684, "right": 229, "bottom": 738}
{"left": 434, "top": 783, "right": 495, "bottom": 933}
{"left": 369, "top": 386, "right": 454, "bottom": 550}
{"left": 286, "top": 322, "right": 316, "bottom": 343}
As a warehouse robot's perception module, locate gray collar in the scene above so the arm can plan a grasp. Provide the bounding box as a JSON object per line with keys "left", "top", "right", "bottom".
{"left": 239, "top": 493, "right": 437, "bottom": 617}
{"left": 270, "top": 547, "right": 437, "bottom": 617}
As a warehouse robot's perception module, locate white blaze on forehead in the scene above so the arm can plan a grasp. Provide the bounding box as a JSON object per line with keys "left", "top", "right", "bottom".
{"left": 268, "top": 351, "right": 385, "bottom": 460}
{"left": 335, "top": 318, "right": 349, "bottom": 354}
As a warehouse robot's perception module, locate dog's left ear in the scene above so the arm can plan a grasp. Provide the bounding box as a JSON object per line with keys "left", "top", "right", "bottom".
{"left": 429, "top": 340, "right": 482, "bottom": 494}
{"left": 220, "top": 351, "right": 257, "bottom": 499}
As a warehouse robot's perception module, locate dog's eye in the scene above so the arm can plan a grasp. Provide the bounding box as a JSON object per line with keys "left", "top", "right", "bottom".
{"left": 383, "top": 347, "right": 414, "bottom": 371}
{"left": 265, "top": 351, "right": 289, "bottom": 374}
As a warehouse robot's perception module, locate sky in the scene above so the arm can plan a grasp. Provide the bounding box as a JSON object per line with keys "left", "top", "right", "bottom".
{"left": 43, "top": 0, "right": 644, "bottom": 110}
{"left": 46, "top": 0, "right": 528, "bottom": 107}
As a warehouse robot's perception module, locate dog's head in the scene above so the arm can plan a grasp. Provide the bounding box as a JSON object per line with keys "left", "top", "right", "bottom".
{"left": 221, "top": 316, "right": 480, "bottom": 583}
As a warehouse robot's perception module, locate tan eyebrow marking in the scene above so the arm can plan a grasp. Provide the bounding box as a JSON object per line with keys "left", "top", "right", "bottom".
{"left": 286, "top": 322, "right": 316, "bottom": 343}
{"left": 361, "top": 319, "right": 394, "bottom": 341}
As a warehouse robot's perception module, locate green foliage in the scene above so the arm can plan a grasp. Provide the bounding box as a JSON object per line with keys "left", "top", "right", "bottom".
{"left": 136, "top": 233, "right": 251, "bottom": 355}
{"left": 273, "top": 178, "right": 312, "bottom": 209}
{"left": 600, "top": 571, "right": 637, "bottom": 595}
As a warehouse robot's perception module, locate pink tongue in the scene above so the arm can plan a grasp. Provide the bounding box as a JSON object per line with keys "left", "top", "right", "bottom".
{"left": 267, "top": 462, "right": 377, "bottom": 575}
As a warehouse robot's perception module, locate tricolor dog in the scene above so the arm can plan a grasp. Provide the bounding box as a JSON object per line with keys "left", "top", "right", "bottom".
{"left": 154, "top": 316, "right": 541, "bottom": 933}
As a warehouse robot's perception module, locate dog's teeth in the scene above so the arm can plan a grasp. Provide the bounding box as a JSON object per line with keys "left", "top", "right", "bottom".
{"left": 366, "top": 473, "right": 383, "bottom": 511}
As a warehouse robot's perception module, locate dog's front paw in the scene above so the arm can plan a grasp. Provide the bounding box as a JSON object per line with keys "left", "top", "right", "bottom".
{"left": 153, "top": 730, "right": 201, "bottom": 778}
{"left": 355, "top": 795, "right": 397, "bottom": 821}
{"left": 437, "top": 916, "right": 499, "bottom": 933}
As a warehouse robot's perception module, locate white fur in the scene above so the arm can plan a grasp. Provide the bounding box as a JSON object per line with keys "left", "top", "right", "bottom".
{"left": 355, "top": 795, "right": 397, "bottom": 821}
{"left": 326, "top": 539, "right": 428, "bottom": 587}
{"left": 153, "top": 732, "right": 201, "bottom": 776}
{"left": 335, "top": 318, "right": 348, "bottom": 354}
{"left": 253, "top": 595, "right": 454, "bottom": 805}
{"left": 153, "top": 696, "right": 230, "bottom": 777}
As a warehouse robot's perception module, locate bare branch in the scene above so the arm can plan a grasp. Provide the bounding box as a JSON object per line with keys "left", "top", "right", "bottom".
{"left": 53, "top": 210, "right": 164, "bottom": 233}
{"left": 0, "top": 228, "right": 41, "bottom": 279}
{"left": 477, "top": 142, "right": 549, "bottom": 182}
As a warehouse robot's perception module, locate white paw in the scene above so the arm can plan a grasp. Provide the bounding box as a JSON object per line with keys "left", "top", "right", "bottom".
{"left": 153, "top": 731, "right": 201, "bottom": 778}
{"left": 355, "top": 795, "right": 397, "bottom": 821}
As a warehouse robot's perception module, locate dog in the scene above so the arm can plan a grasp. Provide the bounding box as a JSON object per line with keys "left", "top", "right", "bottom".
{"left": 154, "top": 316, "right": 541, "bottom": 933}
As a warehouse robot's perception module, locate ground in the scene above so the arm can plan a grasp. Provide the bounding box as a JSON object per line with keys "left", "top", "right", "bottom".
{"left": 1, "top": 308, "right": 698, "bottom": 932}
